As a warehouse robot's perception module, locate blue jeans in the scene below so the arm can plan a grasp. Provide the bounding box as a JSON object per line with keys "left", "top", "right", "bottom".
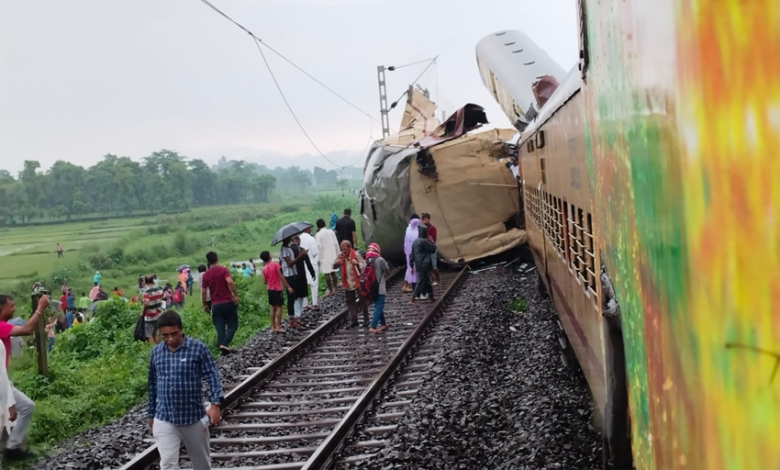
{"left": 370, "top": 294, "right": 386, "bottom": 328}
{"left": 47, "top": 337, "right": 55, "bottom": 351}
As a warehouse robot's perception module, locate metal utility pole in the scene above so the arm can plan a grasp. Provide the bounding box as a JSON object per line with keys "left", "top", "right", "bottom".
{"left": 377, "top": 66, "right": 390, "bottom": 138}
{"left": 31, "top": 291, "right": 48, "bottom": 378}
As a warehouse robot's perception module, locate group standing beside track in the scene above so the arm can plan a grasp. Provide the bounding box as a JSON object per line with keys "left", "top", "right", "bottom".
{"left": 0, "top": 207, "right": 443, "bottom": 468}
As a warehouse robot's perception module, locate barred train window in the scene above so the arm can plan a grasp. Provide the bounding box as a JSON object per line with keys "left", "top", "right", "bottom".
{"left": 583, "top": 213, "right": 596, "bottom": 297}
{"left": 568, "top": 204, "right": 581, "bottom": 275}
{"left": 562, "top": 201, "right": 571, "bottom": 264}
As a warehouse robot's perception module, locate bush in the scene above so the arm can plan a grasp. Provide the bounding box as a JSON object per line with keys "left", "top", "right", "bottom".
{"left": 11, "top": 273, "right": 271, "bottom": 450}
{"left": 50, "top": 268, "right": 76, "bottom": 287}
{"left": 311, "top": 194, "right": 341, "bottom": 213}
{"left": 279, "top": 204, "right": 300, "bottom": 213}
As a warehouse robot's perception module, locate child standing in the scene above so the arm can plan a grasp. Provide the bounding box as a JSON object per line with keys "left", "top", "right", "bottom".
{"left": 260, "top": 251, "right": 293, "bottom": 332}
{"left": 45, "top": 316, "right": 56, "bottom": 351}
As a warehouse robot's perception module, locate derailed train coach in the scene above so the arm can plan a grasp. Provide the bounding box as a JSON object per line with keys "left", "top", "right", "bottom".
{"left": 359, "top": 88, "right": 526, "bottom": 264}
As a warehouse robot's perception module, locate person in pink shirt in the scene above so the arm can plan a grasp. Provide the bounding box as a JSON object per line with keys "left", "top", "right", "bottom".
{"left": 89, "top": 283, "right": 100, "bottom": 301}
{"left": 260, "top": 251, "right": 293, "bottom": 332}
{"left": 0, "top": 293, "right": 49, "bottom": 460}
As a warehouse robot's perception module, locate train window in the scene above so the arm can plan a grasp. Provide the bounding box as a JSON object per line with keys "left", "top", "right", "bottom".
{"left": 512, "top": 49, "right": 524, "bottom": 54}
{"left": 562, "top": 200, "right": 571, "bottom": 264}
{"left": 577, "top": 0, "right": 589, "bottom": 79}
{"left": 359, "top": 193, "right": 365, "bottom": 216}
{"left": 583, "top": 212, "right": 597, "bottom": 300}
{"left": 371, "top": 199, "right": 377, "bottom": 222}
{"left": 575, "top": 208, "right": 588, "bottom": 287}
{"left": 568, "top": 204, "right": 581, "bottom": 276}
{"left": 536, "top": 131, "right": 545, "bottom": 149}
{"left": 554, "top": 197, "right": 565, "bottom": 258}
{"left": 495, "top": 32, "right": 506, "bottom": 36}
{"left": 540, "top": 157, "right": 546, "bottom": 184}
{"left": 504, "top": 42, "right": 516, "bottom": 46}
{"left": 523, "top": 61, "right": 536, "bottom": 66}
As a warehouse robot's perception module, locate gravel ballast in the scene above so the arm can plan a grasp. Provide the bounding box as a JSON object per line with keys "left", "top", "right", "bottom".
{"left": 344, "top": 264, "right": 602, "bottom": 470}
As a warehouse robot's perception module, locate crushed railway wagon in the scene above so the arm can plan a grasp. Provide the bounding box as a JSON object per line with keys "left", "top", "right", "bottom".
{"left": 360, "top": 89, "right": 525, "bottom": 264}
{"left": 478, "top": 9, "right": 780, "bottom": 470}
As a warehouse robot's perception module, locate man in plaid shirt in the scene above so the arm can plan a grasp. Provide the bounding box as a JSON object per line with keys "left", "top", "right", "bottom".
{"left": 148, "top": 310, "right": 223, "bottom": 470}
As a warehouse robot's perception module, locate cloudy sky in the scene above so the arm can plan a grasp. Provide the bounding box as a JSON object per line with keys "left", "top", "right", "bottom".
{"left": 0, "top": 0, "right": 578, "bottom": 173}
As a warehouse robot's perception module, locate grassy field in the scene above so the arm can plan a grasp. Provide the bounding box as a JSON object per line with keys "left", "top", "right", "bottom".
{"left": 0, "top": 192, "right": 361, "bottom": 467}
{"left": 0, "top": 191, "right": 358, "bottom": 301}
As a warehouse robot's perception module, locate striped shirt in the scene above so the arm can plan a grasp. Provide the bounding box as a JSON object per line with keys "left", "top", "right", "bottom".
{"left": 147, "top": 337, "right": 222, "bottom": 426}
{"left": 279, "top": 246, "right": 297, "bottom": 278}
{"left": 142, "top": 285, "right": 164, "bottom": 321}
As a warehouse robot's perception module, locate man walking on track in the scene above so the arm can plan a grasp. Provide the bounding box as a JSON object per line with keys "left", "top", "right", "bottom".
{"left": 333, "top": 240, "right": 369, "bottom": 328}
{"left": 200, "top": 251, "right": 240, "bottom": 356}
{"left": 335, "top": 208, "right": 358, "bottom": 248}
{"left": 298, "top": 226, "right": 320, "bottom": 311}
{"left": 366, "top": 243, "right": 391, "bottom": 334}
{"left": 315, "top": 218, "right": 341, "bottom": 296}
{"left": 148, "top": 310, "right": 222, "bottom": 470}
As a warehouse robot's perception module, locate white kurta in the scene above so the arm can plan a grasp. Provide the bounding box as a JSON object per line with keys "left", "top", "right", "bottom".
{"left": 316, "top": 228, "right": 341, "bottom": 274}
{"left": 0, "top": 341, "right": 15, "bottom": 437}
{"left": 299, "top": 232, "right": 320, "bottom": 284}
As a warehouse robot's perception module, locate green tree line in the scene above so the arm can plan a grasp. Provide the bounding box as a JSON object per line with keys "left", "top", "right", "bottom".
{"left": 0, "top": 149, "right": 364, "bottom": 226}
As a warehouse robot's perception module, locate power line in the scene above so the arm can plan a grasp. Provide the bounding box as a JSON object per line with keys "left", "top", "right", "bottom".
{"left": 388, "top": 56, "right": 438, "bottom": 110}
{"left": 196, "top": 0, "right": 376, "bottom": 169}
{"left": 253, "top": 38, "right": 342, "bottom": 168}
{"left": 199, "top": 0, "right": 377, "bottom": 124}
{"left": 387, "top": 57, "right": 437, "bottom": 71}
{"left": 260, "top": 42, "right": 380, "bottom": 124}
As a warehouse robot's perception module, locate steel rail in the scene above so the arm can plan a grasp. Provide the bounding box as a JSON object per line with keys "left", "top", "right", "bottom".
{"left": 300, "top": 264, "right": 469, "bottom": 469}
{"left": 117, "top": 268, "right": 403, "bottom": 470}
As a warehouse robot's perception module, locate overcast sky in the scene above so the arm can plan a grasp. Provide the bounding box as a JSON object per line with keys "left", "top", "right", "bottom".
{"left": 0, "top": 0, "right": 578, "bottom": 174}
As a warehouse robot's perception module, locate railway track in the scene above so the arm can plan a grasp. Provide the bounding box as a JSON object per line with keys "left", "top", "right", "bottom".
{"left": 119, "top": 265, "right": 468, "bottom": 470}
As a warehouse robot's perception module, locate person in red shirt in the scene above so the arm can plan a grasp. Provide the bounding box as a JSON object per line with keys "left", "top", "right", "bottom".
{"left": 260, "top": 251, "right": 293, "bottom": 332}
{"left": 200, "top": 251, "right": 240, "bottom": 356}
{"left": 421, "top": 213, "right": 440, "bottom": 285}
{"left": 0, "top": 293, "right": 49, "bottom": 460}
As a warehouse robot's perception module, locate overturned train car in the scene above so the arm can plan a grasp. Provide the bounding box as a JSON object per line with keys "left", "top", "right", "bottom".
{"left": 359, "top": 90, "right": 525, "bottom": 264}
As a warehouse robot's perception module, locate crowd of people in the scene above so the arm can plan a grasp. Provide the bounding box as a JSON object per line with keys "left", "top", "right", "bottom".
{"left": 0, "top": 208, "right": 442, "bottom": 466}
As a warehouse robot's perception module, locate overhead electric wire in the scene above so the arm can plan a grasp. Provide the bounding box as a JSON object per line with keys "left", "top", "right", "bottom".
{"left": 388, "top": 57, "right": 437, "bottom": 70}
{"left": 197, "top": 0, "right": 377, "bottom": 169}
{"left": 389, "top": 56, "right": 438, "bottom": 109}
{"left": 252, "top": 38, "right": 342, "bottom": 168}
{"left": 260, "top": 42, "right": 380, "bottom": 125}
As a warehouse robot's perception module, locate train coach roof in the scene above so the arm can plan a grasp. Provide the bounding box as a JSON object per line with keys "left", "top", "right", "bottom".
{"left": 519, "top": 65, "right": 582, "bottom": 144}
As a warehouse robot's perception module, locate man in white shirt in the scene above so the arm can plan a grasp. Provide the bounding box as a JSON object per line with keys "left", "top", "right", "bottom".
{"left": 299, "top": 226, "right": 320, "bottom": 311}
{"left": 314, "top": 219, "right": 341, "bottom": 297}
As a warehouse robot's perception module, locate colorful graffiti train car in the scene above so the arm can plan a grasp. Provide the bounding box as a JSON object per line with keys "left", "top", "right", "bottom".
{"left": 478, "top": 1, "right": 780, "bottom": 469}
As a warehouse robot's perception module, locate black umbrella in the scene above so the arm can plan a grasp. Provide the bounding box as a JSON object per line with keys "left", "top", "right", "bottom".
{"left": 271, "top": 221, "right": 312, "bottom": 246}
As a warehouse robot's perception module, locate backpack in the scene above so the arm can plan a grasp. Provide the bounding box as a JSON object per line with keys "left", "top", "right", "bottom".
{"left": 172, "top": 289, "right": 183, "bottom": 303}
{"left": 133, "top": 316, "right": 146, "bottom": 342}
{"left": 358, "top": 258, "right": 379, "bottom": 301}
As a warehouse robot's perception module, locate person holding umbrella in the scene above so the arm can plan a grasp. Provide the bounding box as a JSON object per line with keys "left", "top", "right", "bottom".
{"left": 279, "top": 237, "right": 309, "bottom": 330}
{"left": 272, "top": 222, "right": 315, "bottom": 330}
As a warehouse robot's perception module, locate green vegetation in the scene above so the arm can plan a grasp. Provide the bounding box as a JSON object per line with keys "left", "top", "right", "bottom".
{"left": 0, "top": 196, "right": 361, "bottom": 465}
{"left": 508, "top": 297, "right": 528, "bottom": 313}
{"left": 0, "top": 150, "right": 362, "bottom": 227}
{"left": 10, "top": 275, "right": 267, "bottom": 460}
